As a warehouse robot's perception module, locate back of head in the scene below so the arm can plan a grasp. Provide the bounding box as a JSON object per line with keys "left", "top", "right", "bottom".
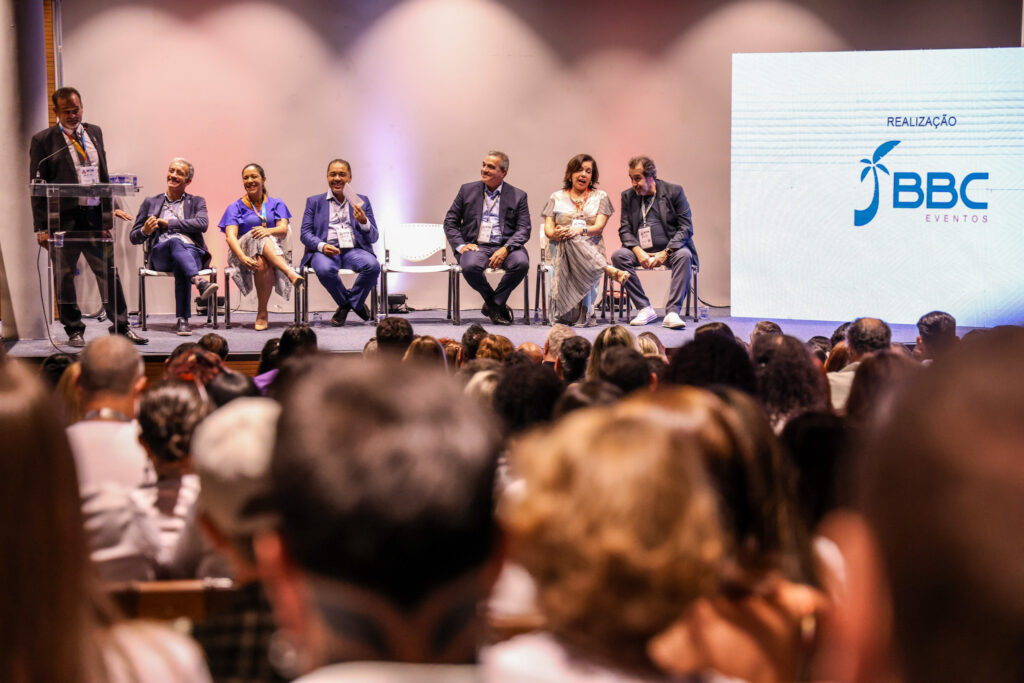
{"left": 750, "top": 320, "right": 783, "bottom": 345}
{"left": 846, "top": 317, "right": 891, "bottom": 358}
{"left": 780, "top": 411, "right": 849, "bottom": 529}
{"left": 198, "top": 332, "right": 230, "bottom": 361}
{"left": 493, "top": 361, "right": 564, "bottom": 437}
{"left": 695, "top": 321, "right": 736, "bottom": 342}
{"left": 587, "top": 325, "right": 635, "bottom": 379}
{"left": 916, "top": 310, "right": 957, "bottom": 358}
{"left": 402, "top": 335, "right": 446, "bottom": 368}
{"left": 258, "top": 338, "right": 281, "bottom": 375}
{"left": 272, "top": 358, "right": 500, "bottom": 609}
{"left": 845, "top": 350, "right": 919, "bottom": 428}
{"left": 751, "top": 334, "right": 829, "bottom": 429}
{"left": 517, "top": 341, "right": 543, "bottom": 364}
{"left": 79, "top": 335, "right": 142, "bottom": 397}
{"left": 137, "top": 381, "right": 211, "bottom": 464}
{"left": 636, "top": 331, "right": 666, "bottom": 359}
{"left": 0, "top": 359, "right": 93, "bottom": 681}
{"left": 192, "top": 397, "right": 282, "bottom": 561}
{"left": 544, "top": 324, "right": 575, "bottom": 360}
{"left": 39, "top": 352, "right": 76, "bottom": 390}
{"left": 206, "top": 371, "right": 261, "bottom": 407}
{"left": 557, "top": 335, "right": 591, "bottom": 383}
{"left": 857, "top": 326, "right": 1024, "bottom": 683}
{"left": 504, "top": 390, "right": 725, "bottom": 670}
{"left": 552, "top": 378, "right": 623, "bottom": 419}
{"left": 597, "top": 346, "right": 651, "bottom": 395}
{"left": 830, "top": 322, "right": 852, "bottom": 350}
{"left": 476, "top": 334, "right": 514, "bottom": 362}
{"left": 460, "top": 324, "right": 489, "bottom": 363}
{"left": 667, "top": 334, "right": 757, "bottom": 395}
{"left": 278, "top": 324, "right": 317, "bottom": 360}
{"left": 376, "top": 317, "right": 414, "bottom": 356}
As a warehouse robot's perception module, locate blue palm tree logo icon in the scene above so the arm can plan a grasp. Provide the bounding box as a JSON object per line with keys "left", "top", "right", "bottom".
{"left": 854, "top": 140, "right": 900, "bottom": 226}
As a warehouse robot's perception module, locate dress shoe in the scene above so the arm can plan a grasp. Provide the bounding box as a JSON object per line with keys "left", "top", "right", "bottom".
{"left": 331, "top": 304, "right": 351, "bottom": 327}
{"left": 196, "top": 279, "right": 218, "bottom": 301}
{"left": 67, "top": 331, "right": 86, "bottom": 348}
{"left": 480, "top": 302, "right": 492, "bottom": 317}
{"left": 488, "top": 305, "right": 513, "bottom": 326}
{"left": 120, "top": 327, "right": 149, "bottom": 345}
{"left": 352, "top": 303, "right": 372, "bottom": 322}
{"left": 176, "top": 318, "right": 192, "bottom": 336}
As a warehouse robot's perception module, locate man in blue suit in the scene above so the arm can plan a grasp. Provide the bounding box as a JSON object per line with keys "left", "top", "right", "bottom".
{"left": 300, "top": 159, "right": 380, "bottom": 327}
{"left": 443, "top": 151, "right": 531, "bottom": 326}
{"left": 129, "top": 158, "right": 216, "bottom": 336}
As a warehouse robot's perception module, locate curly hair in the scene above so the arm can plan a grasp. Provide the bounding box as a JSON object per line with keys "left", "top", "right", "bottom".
{"left": 503, "top": 389, "right": 726, "bottom": 670}
{"left": 137, "top": 381, "right": 211, "bottom": 463}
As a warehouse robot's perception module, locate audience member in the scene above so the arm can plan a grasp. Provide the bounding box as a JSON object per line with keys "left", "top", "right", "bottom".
{"left": 198, "top": 332, "right": 230, "bottom": 360}
{"left": 555, "top": 335, "right": 591, "bottom": 384}
{"left": 823, "top": 340, "right": 850, "bottom": 374}
{"left": 257, "top": 338, "right": 281, "bottom": 375}
{"left": 492, "top": 362, "right": 564, "bottom": 438}
{"left": 827, "top": 317, "right": 891, "bottom": 411}
{"left": 597, "top": 345, "right": 653, "bottom": 395}
{"left": 645, "top": 353, "right": 669, "bottom": 388}
{"left": 780, "top": 411, "right": 850, "bottom": 531}
{"left": 133, "top": 380, "right": 211, "bottom": 577}
{"left": 694, "top": 321, "right": 736, "bottom": 341}
{"left": 0, "top": 357, "right": 211, "bottom": 682}
{"left": 823, "top": 326, "right": 1024, "bottom": 683}
{"left": 551, "top": 378, "right": 623, "bottom": 419}
{"left": 68, "top": 336, "right": 150, "bottom": 490}
{"left": 490, "top": 390, "right": 725, "bottom": 679}
{"left": 477, "top": 334, "right": 514, "bottom": 362}
{"left": 375, "top": 316, "right": 414, "bottom": 357}
{"left": 464, "top": 368, "right": 502, "bottom": 403}
{"left": 459, "top": 323, "right": 489, "bottom": 365}
{"left": 189, "top": 397, "right": 287, "bottom": 682}
{"left": 844, "top": 350, "right": 919, "bottom": 431}
{"left": 914, "top": 310, "right": 957, "bottom": 363}
{"left": 541, "top": 323, "right": 575, "bottom": 368}
{"left": 164, "top": 344, "right": 224, "bottom": 386}
{"left": 258, "top": 359, "right": 502, "bottom": 678}
{"left": 585, "top": 324, "right": 635, "bottom": 379}
{"left": 829, "top": 321, "right": 852, "bottom": 350}
{"left": 752, "top": 334, "right": 831, "bottom": 431}
{"left": 206, "top": 370, "right": 261, "bottom": 407}
{"left": 403, "top": 335, "right": 447, "bottom": 367}
{"left": 456, "top": 357, "right": 502, "bottom": 386}
{"left": 636, "top": 330, "right": 667, "bottom": 360}
{"left": 255, "top": 323, "right": 316, "bottom": 393}
{"left": 440, "top": 337, "right": 461, "bottom": 370}
{"left": 54, "top": 359, "right": 84, "bottom": 423}
{"left": 806, "top": 335, "right": 830, "bottom": 365}
{"left": 750, "top": 319, "right": 783, "bottom": 345}
{"left": 362, "top": 337, "right": 378, "bottom": 356}
{"left": 518, "top": 341, "right": 543, "bottom": 364}
{"left": 39, "top": 351, "right": 76, "bottom": 389}
{"left": 666, "top": 333, "right": 757, "bottom": 395}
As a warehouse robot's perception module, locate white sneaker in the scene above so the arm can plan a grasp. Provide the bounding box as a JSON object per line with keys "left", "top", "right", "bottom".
{"left": 629, "top": 306, "right": 658, "bottom": 326}
{"left": 662, "top": 311, "right": 686, "bottom": 329}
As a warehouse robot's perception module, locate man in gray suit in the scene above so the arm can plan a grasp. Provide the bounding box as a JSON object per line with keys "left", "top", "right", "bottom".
{"left": 612, "top": 156, "right": 698, "bottom": 329}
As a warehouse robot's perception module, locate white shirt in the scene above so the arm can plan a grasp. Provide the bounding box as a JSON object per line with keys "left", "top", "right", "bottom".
{"left": 67, "top": 419, "right": 154, "bottom": 490}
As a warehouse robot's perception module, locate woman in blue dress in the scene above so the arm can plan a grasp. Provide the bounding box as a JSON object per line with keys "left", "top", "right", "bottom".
{"left": 219, "top": 163, "right": 303, "bottom": 330}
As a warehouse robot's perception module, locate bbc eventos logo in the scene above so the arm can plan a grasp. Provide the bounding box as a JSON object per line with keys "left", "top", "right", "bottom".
{"left": 854, "top": 140, "right": 989, "bottom": 227}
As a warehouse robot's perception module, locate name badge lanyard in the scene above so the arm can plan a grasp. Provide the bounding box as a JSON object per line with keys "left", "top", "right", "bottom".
{"left": 244, "top": 196, "right": 268, "bottom": 228}
{"left": 60, "top": 124, "right": 88, "bottom": 164}
{"left": 330, "top": 198, "right": 355, "bottom": 247}
{"left": 482, "top": 190, "right": 500, "bottom": 241}
{"left": 161, "top": 197, "right": 185, "bottom": 222}
{"left": 640, "top": 191, "right": 656, "bottom": 228}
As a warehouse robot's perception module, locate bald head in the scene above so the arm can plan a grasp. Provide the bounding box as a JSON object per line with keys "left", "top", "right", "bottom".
{"left": 518, "top": 342, "right": 543, "bottom": 364}
{"left": 78, "top": 336, "right": 143, "bottom": 396}
{"left": 847, "top": 317, "right": 891, "bottom": 360}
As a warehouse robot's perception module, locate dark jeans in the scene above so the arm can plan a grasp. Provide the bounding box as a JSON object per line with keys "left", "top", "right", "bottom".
{"left": 149, "top": 239, "right": 205, "bottom": 319}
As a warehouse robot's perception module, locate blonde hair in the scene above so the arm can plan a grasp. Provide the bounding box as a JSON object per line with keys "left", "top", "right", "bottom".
{"left": 503, "top": 389, "right": 727, "bottom": 668}
{"left": 586, "top": 325, "right": 635, "bottom": 379}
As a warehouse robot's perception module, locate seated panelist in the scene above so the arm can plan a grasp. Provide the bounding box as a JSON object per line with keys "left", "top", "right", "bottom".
{"left": 299, "top": 159, "right": 380, "bottom": 327}
{"left": 129, "top": 158, "right": 216, "bottom": 337}
{"left": 443, "top": 151, "right": 531, "bottom": 326}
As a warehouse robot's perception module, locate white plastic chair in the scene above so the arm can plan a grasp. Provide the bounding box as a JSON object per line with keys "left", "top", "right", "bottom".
{"left": 137, "top": 242, "right": 218, "bottom": 330}
{"left": 301, "top": 265, "right": 379, "bottom": 324}
{"left": 380, "top": 223, "right": 461, "bottom": 325}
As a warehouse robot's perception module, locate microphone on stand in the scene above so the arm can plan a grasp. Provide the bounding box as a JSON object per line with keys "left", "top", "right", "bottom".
{"left": 32, "top": 146, "right": 69, "bottom": 183}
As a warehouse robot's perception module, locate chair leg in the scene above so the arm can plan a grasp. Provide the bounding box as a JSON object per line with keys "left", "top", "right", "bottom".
{"left": 381, "top": 268, "right": 390, "bottom": 319}
{"left": 224, "top": 272, "right": 231, "bottom": 328}
{"left": 692, "top": 267, "right": 699, "bottom": 322}
{"left": 370, "top": 286, "right": 378, "bottom": 320}
{"left": 446, "top": 270, "right": 452, "bottom": 320}
{"left": 140, "top": 274, "right": 148, "bottom": 331}
{"left": 453, "top": 272, "right": 461, "bottom": 325}
{"left": 211, "top": 272, "right": 219, "bottom": 330}
{"left": 522, "top": 276, "right": 530, "bottom": 325}
{"left": 539, "top": 269, "right": 549, "bottom": 325}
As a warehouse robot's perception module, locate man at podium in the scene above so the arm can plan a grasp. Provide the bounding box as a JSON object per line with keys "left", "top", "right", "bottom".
{"left": 29, "top": 86, "right": 147, "bottom": 347}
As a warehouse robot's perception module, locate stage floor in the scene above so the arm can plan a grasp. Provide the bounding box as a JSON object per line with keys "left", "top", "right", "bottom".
{"left": 4, "top": 307, "right": 943, "bottom": 359}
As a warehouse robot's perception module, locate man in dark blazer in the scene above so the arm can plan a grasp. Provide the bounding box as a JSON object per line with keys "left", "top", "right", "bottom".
{"left": 612, "top": 156, "right": 698, "bottom": 330}
{"left": 29, "top": 86, "right": 146, "bottom": 346}
{"left": 300, "top": 159, "right": 380, "bottom": 327}
{"left": 443, "top": 151, "right": 531, "bottom": 325}
{"left": 129, "top": 158, "right": 216, "bottom": 336}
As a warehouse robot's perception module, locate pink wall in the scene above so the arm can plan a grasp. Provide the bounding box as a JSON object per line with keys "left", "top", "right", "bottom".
{"left": 57, "top": 0, "right": 1021, "bottom": 314}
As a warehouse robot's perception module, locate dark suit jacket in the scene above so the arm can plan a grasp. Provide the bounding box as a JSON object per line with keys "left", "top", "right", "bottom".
{"left": 443, "top": 181, "right": 531, "bottom": 252}
{"left": 29, "top": 122, "right": 111, "bottom": 232}
{"left": 619, "top": 179, "right": 698, "bottom": 266}
{"left": 299, "top": 192, "right": 379, "bottom": 268}
{"left": 128, "top": 192, "right": 211, "bottom": 268}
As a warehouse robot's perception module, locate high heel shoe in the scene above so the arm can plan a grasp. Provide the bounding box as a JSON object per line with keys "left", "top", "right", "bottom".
{"left": 254, "top": 317, "right": 269, "bottom": 331}
{"left": 607, "top": 266, "right": 630, "bottom": 285}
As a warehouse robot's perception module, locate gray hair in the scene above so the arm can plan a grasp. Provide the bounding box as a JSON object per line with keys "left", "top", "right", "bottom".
{"left": 171, "top": 157, "right": 194, "bottom": 181}
{"left": 487, "top": 150, "right": 510, "bottom": 172}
